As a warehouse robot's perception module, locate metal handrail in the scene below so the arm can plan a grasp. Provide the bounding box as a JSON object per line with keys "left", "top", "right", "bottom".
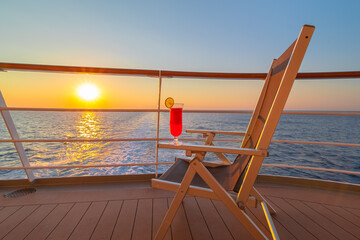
{"left": 1, "top": 62, "right": 360, "bottom": 79}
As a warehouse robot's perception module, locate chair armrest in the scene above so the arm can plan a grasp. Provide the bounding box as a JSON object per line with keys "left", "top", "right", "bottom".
{"left": 158, "top": 143, "right": 268, "bottom": 157}
{"left": 186, "top": 129, "right": 246, "bottom": 136}
{"left": 181, "top": 158, "right": 231, "bottom": 167}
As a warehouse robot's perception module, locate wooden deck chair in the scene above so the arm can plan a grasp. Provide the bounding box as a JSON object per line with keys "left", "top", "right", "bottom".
{"left": 152, "top": 25, "right": 315, "bottom": 240}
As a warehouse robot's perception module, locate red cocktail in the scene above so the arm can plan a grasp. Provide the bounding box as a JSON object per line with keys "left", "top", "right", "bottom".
{"left": 170, "top": 103, "right": 183, "bottom": 145}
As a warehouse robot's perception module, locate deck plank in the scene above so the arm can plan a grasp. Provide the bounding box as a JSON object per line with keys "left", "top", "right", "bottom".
{"left": 347, "top": 207, "right": 360, "bottom": 217}
{"left": 0, "top": 184, "right": 173, "bottom": 207}
{"left": 0, "top": 181, "right": 358, "bottom": 240}
{"left": 91, "top": 200, "right": 123, "bottom": 240}
{"left": 245, "top": 205, "right": 272, "bottom": 239}
{"left": 112, "top": 199, "right": 137, "bottom": 240}
{"left": 68, "top": 201, "right": 107, "bottom": 240}
{"left": 267, "top": 196, "right": 332, "bottom": 240}
{"left": 196, "top": 197, "right": 233, "bottom": 240}
{"left": 132, "top": 199, "right": 153, "bottom": 240}
{"left": 25, "top": 203, "right": 73, "bottom": 240}
{"left": 257, "top": 185, "right": 360, "bottom": 208}
{"left": 169, "top": 197, "right": 192, "bottom": 240}
{"left": 0, "top": 205, "right": 38, "bottom": 239}
{"left": 211, "top": 200, "right": 253, "bottom": 240}
{"left": 304, "top": 201, "right": 360, "bottom": 238}
{"left": 182, "top": 197, "right": 211, "bottom": 240}
{"left": 3, "top": 204, "right": 56, "bottom": 240}
{"left": 0, "top": 206, "right": 21, "bottom": 224}
{"left": 272, "top": 216, "right": 297, "bottom": 240}
{"left": 249, "top": 198, "right": 296, "bottom": 240}
{"left": 47, "top": 202, "right": 90, "bottom": 240}
{"left": 327, "top": 205, "right": 360, "bottom": 228}
{"left": 287, "top": 199, "right": 358, "bottom": 240}
{"left": 153, "top": 198, "right": 172, "bottom": 240}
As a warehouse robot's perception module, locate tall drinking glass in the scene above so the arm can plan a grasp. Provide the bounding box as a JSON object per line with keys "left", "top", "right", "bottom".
{"left": 169, "top": 103, "right": 183, "bottom": 145}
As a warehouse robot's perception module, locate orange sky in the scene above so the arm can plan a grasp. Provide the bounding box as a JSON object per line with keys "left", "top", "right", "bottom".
{"left": 1, "top": 71, "right": 359, "bottom": 111}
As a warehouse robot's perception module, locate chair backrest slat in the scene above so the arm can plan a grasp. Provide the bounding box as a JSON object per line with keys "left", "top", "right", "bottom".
{"left": 241, "top": 40, "right": 296, "bottom": 150}
{"left": 231, "top": 25, "right": 315, "bottom": 193}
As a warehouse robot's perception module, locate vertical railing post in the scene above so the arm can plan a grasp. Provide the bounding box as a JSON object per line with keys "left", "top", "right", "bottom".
{"left": 155, "top": 71, "right": 163, "bottom": 178}
{"left": 0, "top": 91, "right": 35, "bottom": 182}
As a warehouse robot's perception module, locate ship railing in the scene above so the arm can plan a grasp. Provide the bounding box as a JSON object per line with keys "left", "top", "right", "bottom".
{"left": 0, "top": 63, "right": 359, "bottom": 182}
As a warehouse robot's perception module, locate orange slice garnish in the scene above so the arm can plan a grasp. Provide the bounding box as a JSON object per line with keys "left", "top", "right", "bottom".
{"left": 165, "top": 97, "right": 174, "bottom": 108}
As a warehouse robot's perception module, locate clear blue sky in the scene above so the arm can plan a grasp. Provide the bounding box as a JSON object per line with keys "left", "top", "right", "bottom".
{"left": 0, "top": 0, "right": 359, "bottom": 110}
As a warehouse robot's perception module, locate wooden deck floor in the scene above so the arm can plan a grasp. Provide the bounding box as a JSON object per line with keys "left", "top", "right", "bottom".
{"left": 0, "top": 180, "right": 359, "bottom": 240}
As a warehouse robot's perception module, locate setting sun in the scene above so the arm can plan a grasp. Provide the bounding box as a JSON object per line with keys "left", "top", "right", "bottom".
{"left": 77, "top": 83, "right": 100, "bottom": 101}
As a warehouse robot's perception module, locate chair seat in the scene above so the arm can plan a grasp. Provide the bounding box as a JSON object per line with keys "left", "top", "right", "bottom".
{"left": 160, "top": 158, "right": 234, "bottom": 191}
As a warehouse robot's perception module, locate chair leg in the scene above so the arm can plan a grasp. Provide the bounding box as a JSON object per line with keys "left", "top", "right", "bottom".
{"left": 193, "top": 162, "right": 268, "bottom": 240}
{"left": 251, "top": 187, "right": 276, "bottom": 215}
{"left": 154, "top": 166, "right": 197, "bottom": 240}
{"left": 261, "top": 201, "right": 280, "bottom": 240}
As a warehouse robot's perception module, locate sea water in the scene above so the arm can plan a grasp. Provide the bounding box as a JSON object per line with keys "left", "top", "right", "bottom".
{"left": 0, "top": 111, "right": 359, "bottom": 184}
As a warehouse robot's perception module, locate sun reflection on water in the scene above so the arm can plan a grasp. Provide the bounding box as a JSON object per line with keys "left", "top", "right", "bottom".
{"left": 67, "top": 112, "right": 107, "bottom": 165}
{"left": 24, "top": 112, "right": 158, "bottom": 178}
{"left": 35, "top": 112, "right": 110, "bottom": 177}
{"left": 77, "top": 112, "right": 102, "bottom": 139}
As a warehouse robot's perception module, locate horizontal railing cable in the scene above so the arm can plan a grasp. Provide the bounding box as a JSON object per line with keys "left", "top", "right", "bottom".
{"left": 271, "top": 140, "right": 360, "bottom": 147}
{"left": 1, "top": 107, "right": 359, "bottom": 116}
{"left": 0, "top": 162, "right": 172, "bottom": 170}
{"left": 262, "top": 164, "right": 360, "bottom": 175}
{"left": 0, "top": 136, "right": 358, "bottom": 174}
{"left": 0, "top": 161, "right": 358, "bottom": 176}
{"left": 0, "top": 138, "right": 359, "bottom": 147}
